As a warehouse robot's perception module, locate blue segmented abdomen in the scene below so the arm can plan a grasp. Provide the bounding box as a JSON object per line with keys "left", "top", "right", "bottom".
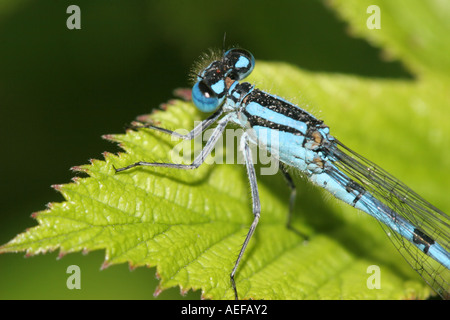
{"left": 355, "top": 192, "right": 450, "bottom": 269}
{"left": 311, "top": 165, "right": 450, "bottom": 269}
{"left": 231, "top": 85, "right": 449, "bottom": 284}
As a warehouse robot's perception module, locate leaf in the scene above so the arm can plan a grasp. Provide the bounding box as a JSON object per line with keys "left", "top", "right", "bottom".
{"left": 330, "top": 0, "right": 450, "bottom": 80}
{"left": 1, "top": 0, "right": 449, "bottom": 299}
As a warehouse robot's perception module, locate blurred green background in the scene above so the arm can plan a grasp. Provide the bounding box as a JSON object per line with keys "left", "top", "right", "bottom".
{"left": 0, "top": 0, "right": 411, "bottom": 299}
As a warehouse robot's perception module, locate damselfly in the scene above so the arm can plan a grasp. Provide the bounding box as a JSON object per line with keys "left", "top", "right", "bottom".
{"left": 115, "top": 48, "right": 449, "bottom": 299}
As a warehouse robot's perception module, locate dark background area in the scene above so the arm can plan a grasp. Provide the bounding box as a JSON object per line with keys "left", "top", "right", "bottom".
{"left": 0, "top": 0, "right": 410, "bottom": 299}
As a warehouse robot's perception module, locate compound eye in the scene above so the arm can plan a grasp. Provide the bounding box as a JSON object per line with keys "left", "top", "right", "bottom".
{"left": 224, "top": 48, "right": 255, "bottom": 80}
{"left": 192, "top": 81, "right": 223, "bottom": 112}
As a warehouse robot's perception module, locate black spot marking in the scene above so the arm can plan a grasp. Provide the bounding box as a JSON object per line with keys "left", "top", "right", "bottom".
{"left": 345, "top": 180, "right": 366, "bottom": 207}
{"left": 413, "top": 229, "right": 435, "bottom": 254}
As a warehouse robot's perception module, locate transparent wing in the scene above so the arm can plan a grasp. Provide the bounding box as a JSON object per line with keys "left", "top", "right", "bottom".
{"left": 326, "top": 138, "right": 450, "bottom": 298}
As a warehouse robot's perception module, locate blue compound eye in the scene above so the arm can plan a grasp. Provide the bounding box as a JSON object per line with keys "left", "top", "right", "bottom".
{"left": 224, "top": 48, "right": 255, "bottom": 80}
{"left": 192, "top": 81, "right": 224, "bottom": 112}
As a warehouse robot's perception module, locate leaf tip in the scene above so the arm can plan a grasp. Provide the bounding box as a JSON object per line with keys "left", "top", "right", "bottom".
{"left": 24, "top": 251, "right": 35, "bottom": 258}
{"left": 128, "top": 262, "right": 138, "bottom": 271}
{"left": 158, "top": 99, "right": 178, "bottom": 111}
{"left": 179, "top": 287, "right": 188, "bottom": 297}
{"left": 100, "top": 260, "right": 111, "bottom": 270}
{"left": 30, "top": 211, "right": 40, "bottom": 219}
{"left": 173, "top": 87, "right": 192, "bottom": 101}
{"left": 102, "top": 133, "right": 113, "bottom": 139}
{"left": 102, "top": 151, "right": 114, "bottom": 159}
{"left": 57, "top": 251, "right": 67, "bottom": 260}
{"left": 153, "top": 285, "right": 163, "bottom": 298}
{"left": 51, "top": 184, "right": 63, "bottom": 191}
{"left": 70, "top": 165, "right": 88, "bottom": 173}
{"left": 128, "top": 120, "right": 143, "bottom": 129}
{"left": 71, "top": 176, "right": 81, "bottom": 184}
{"left": 135, "top": 114, "right": 151, "bottom": 123}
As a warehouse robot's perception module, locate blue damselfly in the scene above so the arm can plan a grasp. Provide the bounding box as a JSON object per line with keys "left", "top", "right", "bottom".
{"left": 116, "top": 48, "right": 449, "bottom": 299}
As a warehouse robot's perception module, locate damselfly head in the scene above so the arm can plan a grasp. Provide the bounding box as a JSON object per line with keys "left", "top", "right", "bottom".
{"left": 191, "top": 47, "right": 255, "bottom": 113}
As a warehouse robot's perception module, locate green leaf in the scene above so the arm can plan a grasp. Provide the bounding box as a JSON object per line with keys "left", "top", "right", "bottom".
{"left": 330, "top": 0, "right": 450, "bottom": 80}
{"left": 1, "top": 0, "right": 449, "bottom": 299}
